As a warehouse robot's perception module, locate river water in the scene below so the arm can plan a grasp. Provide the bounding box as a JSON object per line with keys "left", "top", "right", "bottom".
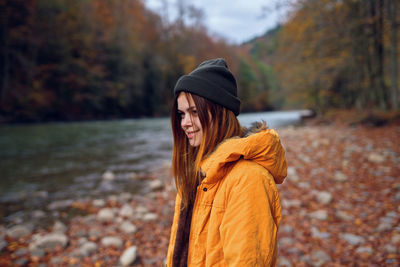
{"left": 0, "top": 110, "right": 305, "bottom": 224}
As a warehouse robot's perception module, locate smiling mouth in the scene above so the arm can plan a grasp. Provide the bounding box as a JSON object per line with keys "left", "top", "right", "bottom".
{"left": 186, "top": 130, "right": 199, "bottom": 139}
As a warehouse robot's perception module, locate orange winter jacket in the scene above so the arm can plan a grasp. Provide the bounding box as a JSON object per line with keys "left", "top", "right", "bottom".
{"left": 166, "top": 129, "right": 287, "bottom": 267}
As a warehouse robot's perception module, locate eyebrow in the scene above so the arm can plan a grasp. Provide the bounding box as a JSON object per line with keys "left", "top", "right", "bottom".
{"left": 177, "top": 106, "right": 197, "bottom": 112}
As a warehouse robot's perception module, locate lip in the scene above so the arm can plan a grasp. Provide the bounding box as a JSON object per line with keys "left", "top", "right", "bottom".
{"left": 186, "top": 130, "right": 199, "bottom": 139}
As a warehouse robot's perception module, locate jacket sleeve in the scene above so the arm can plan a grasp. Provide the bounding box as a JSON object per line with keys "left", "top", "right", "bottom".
{"left": 219, "top": 163, "right": 280, "bottom": 266}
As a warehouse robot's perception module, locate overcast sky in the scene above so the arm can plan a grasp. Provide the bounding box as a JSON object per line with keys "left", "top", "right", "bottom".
{"left": 145, "top": 0, "right": 289, "bottom": 44}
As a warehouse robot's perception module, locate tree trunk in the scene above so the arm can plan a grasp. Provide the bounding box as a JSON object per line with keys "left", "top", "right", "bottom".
{"left": 388, "top": 0, "right": 398, "bottom": 109}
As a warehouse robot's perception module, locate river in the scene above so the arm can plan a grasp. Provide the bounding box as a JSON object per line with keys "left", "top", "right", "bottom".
{"left": 0, "top": 110, "right": 306, "bottom": 224}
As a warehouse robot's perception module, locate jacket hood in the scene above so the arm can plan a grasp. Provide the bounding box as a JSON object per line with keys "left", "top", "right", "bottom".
{"left": 201, "top": 127, "right": 287, "bottom": 185}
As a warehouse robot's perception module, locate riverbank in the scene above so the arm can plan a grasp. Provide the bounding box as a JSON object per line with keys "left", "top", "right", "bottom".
{"left": 1, "top": 122, "right": 399, "bottom": 266}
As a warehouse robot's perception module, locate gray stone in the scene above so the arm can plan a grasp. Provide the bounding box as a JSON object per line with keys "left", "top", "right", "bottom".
{"left": 29, "top": 233, "right": 69, "bottom": 251}
{"left": 334, "top": 171, "right": 348, "bottom": 182}
{"left": 278, "top": 257, "right": 292, "bottom": 267}
{"left": 119, "top": 246, "right": 138, "bottom": 266}
{"left": 120, "top": 221, "right": 138, "bottom": 234}
{"left": 76, "top": 241, "right": 98, "bottom": 257}
{"left": 101, "top": 236, "right": 123, "bottom": 248}
{"left": 335, "top": 210, "right": 354, "bottom": 221}
{"left": 102, "top": 170, "right": 115, "bottom": 181}
{"left": 298, "top": 182, "right": 310, "bottom": 189}
{"left": 97, "top": 208, "right": 115, "bottom": 222}
{"left": 384, "top": 244, "right": 397, "bottom": 254}
{"left": 136, "top": 206, "right": 148, "bottom": 215}
{"left": 89, "top": 229, "right": 102, "bottom": 239}
{"left": 311, "top": 227, "right": 331, "bottom": 239}
{"left": 340, "top": 233, "right": 365, "bottom": 246}
{"left": 279, "top": 225, "right": 294, "bottom": 233}
{"left": 367, "top": 153, "right": 385, "bottom": 163}
{"left": 0, "top": 238, "right": 7, "bottom": 251}
{"left": 282, "top": 199, "right": 302, "bottom": 208}
{"left": 92, "top": 199, "right": 106, "bottom": 207}
{"left": 309, "top": 210, "right": 328, "bottom": 221}
{"left": 278, "top": 237, "right": 295, "bottom": 247}
{"left": 13, "top": 258, "right": 29, "bottom": 266}
{"left": 15, "top": 247, "right": 28, "bottom": 257}
{"left": 149, "top": 179, "right": 164, "bottom": 191}
{"left": 119, "top": 204, "right": 134, "bottom": 218}
{"left": 53, "top": 221, "right": 67, "bottom": 233}
{"left": 287, "top": 167, "right": 301, "bottom": 182}
{"left": 30, "top": 248, "right": 46, "bottom": 258}
{"left": 310, "top": 250, "right": 331, "bottom": 267}
{"left": 355, "top": 246, "right": 373, "bottom": 254}
{"left": 48, "top": 199, "right": 73, "bottom": 210}
{"left": 32, "top": 210, "right": 46, "bottom": 219}
{"left": 395, "top": 192, "right": 400, "bottom": 201}
{"left": 6, "top": 224, "right": 33, "bottom": 239}
{"left": 50, "top": 257, "right": 63, "bottom": 265}
{"left": 376, "top": 222, "right": 393, "bottom": 232}
{"left": 142, "top": 213, "right": 158, "bottom": 221}
{"left": 315, "top": 191, "right": 333, "bottom": 205}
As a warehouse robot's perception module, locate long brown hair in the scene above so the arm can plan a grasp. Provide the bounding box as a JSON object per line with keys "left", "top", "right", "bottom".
{"left": 171, "top": 92, "right": 242, "bottom": 208}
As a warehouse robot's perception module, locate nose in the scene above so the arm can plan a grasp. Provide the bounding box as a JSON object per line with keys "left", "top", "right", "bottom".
{"left": 181, "top": 113, "right": 192, "bottom": 128}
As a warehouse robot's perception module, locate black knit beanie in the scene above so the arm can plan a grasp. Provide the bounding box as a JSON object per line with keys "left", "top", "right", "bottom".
{"left": 173, "top": 58, "right": 241, "bottom": 116}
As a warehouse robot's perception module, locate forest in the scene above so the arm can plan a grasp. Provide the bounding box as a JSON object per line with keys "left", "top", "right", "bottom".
{"left": 0, "top": 0, "right": 398, "bottom": 123}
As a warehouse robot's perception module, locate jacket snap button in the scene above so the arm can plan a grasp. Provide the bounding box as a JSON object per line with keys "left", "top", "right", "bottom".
{"left": 203, "top": 188, "right": 207, "bottom": 192}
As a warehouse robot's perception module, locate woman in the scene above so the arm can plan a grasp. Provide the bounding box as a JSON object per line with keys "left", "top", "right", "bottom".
{"left": 166, "top": 58, "right": 287, "bottom": 266}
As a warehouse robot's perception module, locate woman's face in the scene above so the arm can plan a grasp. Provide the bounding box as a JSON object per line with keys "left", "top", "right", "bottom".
{"left": 177, "top": 92, "right": 203, "bottom": 147}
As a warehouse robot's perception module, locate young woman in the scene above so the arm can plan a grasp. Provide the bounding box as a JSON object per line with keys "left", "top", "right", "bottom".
{"left": 166, "top": 58, "right": 287, "bottom": 267}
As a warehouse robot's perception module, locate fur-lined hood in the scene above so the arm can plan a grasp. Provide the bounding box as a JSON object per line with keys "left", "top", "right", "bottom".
{"left": 200, "top": 123, "right": 287, "bottom": 185}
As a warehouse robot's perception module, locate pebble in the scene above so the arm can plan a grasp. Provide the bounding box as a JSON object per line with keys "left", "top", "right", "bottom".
{"left": 32, "top": 210, "right": 47, "bottom": 219}
{"left": 119, "top": 246, "right": 138, "bottom": 266}
{"left": 384, "top": 244, "right": 397, "bottom": 254}
{"left": 279, "top": 237, "right": 295, "bottom": 247}
{"left": 149, "top": 179, "right": 164, "bottom": 191}
{"left": 310, "top": 250, "right": 331, "bottom": 267}
{"left": 53, "top": 221, "right": 67, "bottom": 233}
{"left": 335, "top": 210, "right": 354, "bottom": 221}
{"left": 278, "top": 257, "right": 292, "bottom": 267}
{"left": 119, "top": 204, "right": 135, "bottom": 218}
{"left": 355, "top": 246, "right": 373, "bottom": 255}
{"left": 13, "top": 258, "right": 29, "bottom": 266}
{"left": 367, "top": 153, "right": 385, "bottom": 163}
{"left": 6, "top": 224, "right": 33, "bottom": 239}
{"left": 311, "top": 227, "right": 331, "bottom": 239}
{"left": 30, "top": 248, "right": 46, "bottom": 258}
{"left": 282, "top": 199, "right": 302, "bottom": 208}
{"left": 334, "top": 171, "right": 348, "bottom": 182}
{"left": 92, "top": 199, "right": 106, "bottom": 207}
{"left": 97, "top": 208, "right": 115, "bottom": 222}
{"left": 142, "top": 212, "right": 158, "bottom": 221}
{"left": 48, "top": 199, "right": 73, "bottom": 210}
{"left": 120, "top": 221, "right": 138, "bottom": 234}
{"left": 102, "top": 170, "right": 115, "bottom": 181}
{"left": 340, "top": 233, "right": 365, "bottom": 246}
{"left": 29, "top": 233, "right": 69, "bottom": 251}
{"left": 101, "top": 236, "right": 123, "bottom": 248}
{"left": 0, "top": 238, "right": 7, "bottom": 251}
{"left": 309, "top": 210, "right": 328, "bottom": 221}
{"left": 392, "top": 234, "right": 400, "bottom": 243}
{"left": 280, "top": 225, "right": 294, "bottom": 233}
{"left": 287, "top": 167, "right": 301, "bottom": 182}
{"left": 14, "top": 248, "right": 28, "bottom": 257}
{"left": 314, "top": 191, "right": 333, "bottom": 205}
{"left": 77, "top": 241, "right": 98, "bottom": 257}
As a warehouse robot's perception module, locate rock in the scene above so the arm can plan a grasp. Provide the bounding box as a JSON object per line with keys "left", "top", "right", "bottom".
{"left": 311, "top": 227, "right": 331, "bottom": 239}
{"left": 287, "top": 167, "right": 301, "bottom": 182}
{"left": 0, "top": 238, "right": 7, "bottom": 251}
{"left": 310, "top": 250, "right": 331, "bottom": 267}
{"left": 119, "top": 204, "right": 134, "bottom": 218}
{"left": 281, "top": 199, "right": 302, "bottom": 208}
{"left": 32, "top": 210, "right": 46, "bottom": 219}
{"left": 340, "top": 233, "right": 365, "bottom": 246}
{"left": 334, "top": 171, "right": 348, "bottom": 182}
{"left": 92, "top": 199, "right": 106, "bottom": 207}
{"left": 136, "top": 206, "right": 148, "bottom": 215}
{"left": 335, "top": 210, "right": 354, "bottom": 221}
{"left": 29, "top": 233, "right": 69, "bottom": 251}
{"left": 142, "top": 213, "right": 158, "bottom": 221}
{"left": 280, "top": 225, "right": 294, "bottom": 233}
{"left": 102, "top": 170, "right": 115, "bottom": 181}
{"left": 394, "top": 192, "right": 400, "bottom": 201}
{"left": 30, "top": 248, "right": 46, "bottom": 258}
{"left": 97, "top": 208, "right": 115, "bottom": 222}
{"left": 89, "top": 228, "right": 102, "bottom": 239}
{"left": 120, "top": 221, "right": 138, "bottom": 234}
{"left": 392, "top": 234, "right": 400, "bottom": 243}
{"left": 13, "top": 258, "right": 29, "bottom": 266}
{"left": 6, "top": 224, "right": 33, "bottom": 239}
{"left": 278, "top": 237, "right": 295, "bottom": 247}
{"left": 78, "top": 241, "right": 98, "bottom": 257}
{"left": 15, "top": 247, "right": 28, "bottom": 257}
{"left": 309, "top": 210, "right": 328, "bottom": 221}
{"left": 298, "top": 182, "right": 310, "bottom": 189}
{"left": 315, "top": 191, "right": 333, "bottom": 205}
{"left": 355, "top": 246, "right": 373, "bottom": 255}
{"left": 384, "top": 244, "right": 397, "bottom": 254}
{"left": 101, "top": 236, "right": 123, "bottom": 248}
{"left": 48, "top": 199, "right": 73, "bottom": 210}
{"left": 376, "top": 222, "right": 393, "bottom": 232}
{"left": 278, "top": 257, "right": 292, "bottom": 267}
{"left": 149, "top": 179, "right": 164, "bottom": 191}
{"left": 53, "top": 221, "right": 67, "bottom": 233}
{"left": 118, "top": 193, "right": 132, "bottom": 202}
{"left": 119, "top": 246, "right": 138, "bottom": 266}
{"left": 367, "top": 153, "right": 385, "bottom": 163}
